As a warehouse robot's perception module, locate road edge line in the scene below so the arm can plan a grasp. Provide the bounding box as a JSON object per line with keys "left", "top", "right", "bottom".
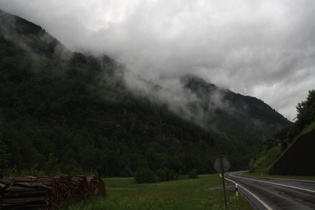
{"left": 230, "top": 173, "right": 315, "bottom": 194}
{"left": 224, "top": 176, "right": 273, "bottom": 210}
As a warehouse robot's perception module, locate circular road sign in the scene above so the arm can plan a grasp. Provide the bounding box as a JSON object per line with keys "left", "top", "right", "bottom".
{"left": 214, "top": 155, "right": 230, "bottom": 173}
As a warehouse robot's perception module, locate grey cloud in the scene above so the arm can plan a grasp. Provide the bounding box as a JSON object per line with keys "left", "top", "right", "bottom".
{"left": 1, "top": 0, "right": 315, "bottom": 120}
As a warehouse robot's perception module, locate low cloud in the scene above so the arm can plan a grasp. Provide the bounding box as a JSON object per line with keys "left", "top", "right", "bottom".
{"left": 1, "top": 0, "right": 315, "bottom": 120}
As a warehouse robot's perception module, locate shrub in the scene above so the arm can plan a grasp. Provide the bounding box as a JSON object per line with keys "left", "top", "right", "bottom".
{"left": 134, "top": 167, "right": 157, "bottom": 184}
{"left": 156, "top": 168, "right": 178, "bottom": 182}
{"left": 187, "top": 169, "right": 199, "bottom": 179}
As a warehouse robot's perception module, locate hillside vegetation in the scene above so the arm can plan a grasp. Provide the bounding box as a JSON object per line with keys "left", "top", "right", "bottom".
{"left": 250, "top": 90, "right": 315, "bottom": 174}
{"left": 181, "top": 76, "right": 290, "bottom": 143}
{"left": 0, "top": 10, "right": 289, "bottom": 178}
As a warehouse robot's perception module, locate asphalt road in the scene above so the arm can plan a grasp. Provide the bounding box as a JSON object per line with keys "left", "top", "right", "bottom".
{"left": 225, "top": 171, "right": 315, "bottom": 210}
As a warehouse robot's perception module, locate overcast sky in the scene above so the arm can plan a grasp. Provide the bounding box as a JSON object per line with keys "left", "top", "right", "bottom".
{"left": 1, "top": 0, "right": 315, "bottom": 121}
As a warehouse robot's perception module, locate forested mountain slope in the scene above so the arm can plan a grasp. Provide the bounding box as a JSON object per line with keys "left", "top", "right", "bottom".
{"left": 0, "top": 10, "right": 290, "bottom": 177}
{"left": 181, "top": 76, "right": 290, "bottom": 143}
{"left": 250, "top": 90, "right": 315, "bottom": 174}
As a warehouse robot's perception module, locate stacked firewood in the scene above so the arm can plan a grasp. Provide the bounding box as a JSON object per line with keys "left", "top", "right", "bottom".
{"left": 0, "top": 175, "right": 106, "bottom": 209}
{"left": 71, "top": 175, "right": 106, "bottom": 200}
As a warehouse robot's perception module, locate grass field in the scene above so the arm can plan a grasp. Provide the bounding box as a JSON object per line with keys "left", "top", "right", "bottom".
{"left": 63, "top": 174, "right": 252, "bottom": 210}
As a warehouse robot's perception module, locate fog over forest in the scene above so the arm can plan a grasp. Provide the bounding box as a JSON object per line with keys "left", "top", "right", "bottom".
{"left": 1, "top": 0, "right": 315, "bottom": 121}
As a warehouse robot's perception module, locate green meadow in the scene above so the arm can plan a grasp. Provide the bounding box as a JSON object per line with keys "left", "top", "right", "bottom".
{"left": 63, "top": 174, "right": 252, "bottom": 210}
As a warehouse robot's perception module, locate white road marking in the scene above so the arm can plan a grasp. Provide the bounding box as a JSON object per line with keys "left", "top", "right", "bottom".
{"left": 229, "top": 172, "right": 315, "bottom": 194}
{"left": 224, "top": 175, "right": 273, "bottom": 210}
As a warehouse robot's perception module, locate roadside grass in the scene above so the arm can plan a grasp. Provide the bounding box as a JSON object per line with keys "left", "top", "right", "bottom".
{"left": 244, "top": 172, "right": 315, "bottom": 181}
{"left": 253, "top": 146, "right": 282, "bottom": 173}
{"left": 63, "top": 174, "right": 252, "bottom": 210}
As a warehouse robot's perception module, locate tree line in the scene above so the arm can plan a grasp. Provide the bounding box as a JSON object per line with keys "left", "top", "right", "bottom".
{"left": 0, "top": 10, "right": 265, "bottom": 178}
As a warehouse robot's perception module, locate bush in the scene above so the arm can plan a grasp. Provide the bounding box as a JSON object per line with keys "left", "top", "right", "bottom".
{"left": 8, "top": 165, "right": 45, "bottom": 177}
{"left": 156, "top": 168, "right": 178, "bottom": 182}
{"left": 134, "top": 167, "right": 157, "bottom": 184}
{"left": 187, "top": 169, "right": 199, "bottom": 179}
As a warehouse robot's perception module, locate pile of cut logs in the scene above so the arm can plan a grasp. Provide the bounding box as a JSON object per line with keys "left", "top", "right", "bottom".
{"left": 0, "top": 175, "right": 106, "bottom": 209}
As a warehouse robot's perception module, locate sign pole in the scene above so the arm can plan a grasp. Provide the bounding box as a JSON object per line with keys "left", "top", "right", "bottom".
{"left": 220, "top": 156, "right": 228, "bottom": 210}
{"left": 214, "top": 155, "right": 230, "bottom": 210}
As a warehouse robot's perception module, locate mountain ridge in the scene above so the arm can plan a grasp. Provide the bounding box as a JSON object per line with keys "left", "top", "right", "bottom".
{"left": 0, "top": 9, "right": 290, "bottom": 176}
{"left": 180, "top": 75, "right": 290, "bottom": 142}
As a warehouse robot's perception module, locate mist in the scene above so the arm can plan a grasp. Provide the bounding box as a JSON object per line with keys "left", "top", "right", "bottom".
{"left": 1, "top": 0, "right": 315, "bottom": 120}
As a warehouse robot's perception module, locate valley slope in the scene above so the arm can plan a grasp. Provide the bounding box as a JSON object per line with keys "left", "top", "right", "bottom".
{"left": 0, "top": 10, "right": 290, "bottom": 177}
